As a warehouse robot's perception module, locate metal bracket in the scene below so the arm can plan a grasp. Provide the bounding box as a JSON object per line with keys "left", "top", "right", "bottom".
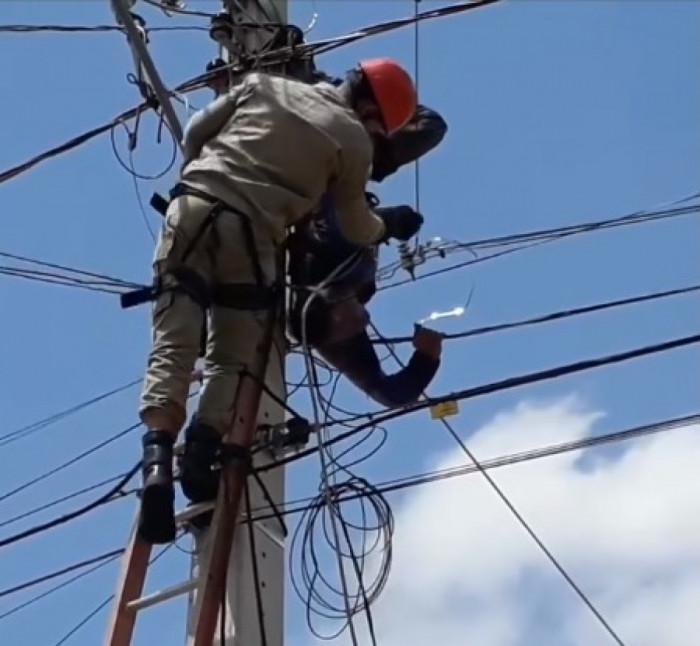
{"left": 259, "top": 417, "right": 315, "bottom": 456}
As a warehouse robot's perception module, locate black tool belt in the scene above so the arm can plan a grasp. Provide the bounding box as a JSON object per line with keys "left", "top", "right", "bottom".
{"left": 120, "top": 183, "right": 279, "bottom": 312}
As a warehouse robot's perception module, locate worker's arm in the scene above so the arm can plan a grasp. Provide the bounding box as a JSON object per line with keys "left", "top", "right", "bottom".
{"left": 182, "top": 83, "right": 244, "bottom": 162}
{"left": 329, "top": 145, "right": 387, "bottom": 246}
{"left": 317, "top": 326, "right": 442, "bottom": 408}
{"left": 371, "top": 104, "right": 448, "bottom": 182}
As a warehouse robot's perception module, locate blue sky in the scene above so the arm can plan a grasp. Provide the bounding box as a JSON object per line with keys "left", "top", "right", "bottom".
{"left": 0, "top": 1, "right": 698, "bottom": 645}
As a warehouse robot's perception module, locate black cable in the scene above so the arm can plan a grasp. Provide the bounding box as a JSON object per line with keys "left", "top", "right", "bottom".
{"left": 0, "top": 423, "right": 140, "bottom": 505}
{"left": 46, "top": 543, "right": 174, "bottom": 646}
{"left": 261, "top": 332, "right": 700, "bottom": 473}
{"left": 309, "top": 0, "right": 502, "bottom": 56}
{"left": 0, "top": 379, "right": 140, "bottom": 447}
{"left": 289, "top": 329, "right": 392, "bottom": 643}
{"left": 0, "top": 463, "right": 138, "bottom": 549}
{"left": 375, "top": 283, "right": 700, "bottom": 345}
{"left": 0, "top": 471, "right": 130, "bottom": 530}
{"left": 0, "top": 267, "right": 131, "bottom": 294}
{"left": 4, "top": 410, "right": 694, "bottom": 619}
{"left": 374, "top": 318, "right": 626, "bottom": 645}
{"left": 0, "top": 24, "right": 208, "bottom": 34}
{"left": 376, "top": 200, "right": 699, "bottom": 282}
{"left": 109, "top": 118, "right": 178, "bottom": 182}
{"left": 52, "top": 597, "right": 114, "bottom": 646}
{"left": 0, "top": 250, "right": 141, "bottom": 288}
{"left": 0, "top": 1, "right": 504, "bottom": 185}
{"left": 0, "top": 550, "right": 122, "bottom": 621}
{"left": 251, "top": 413, "right": 700, "bottom": 522}
{"left": 378, "top": 201, "right": 699, "bottom": 290}
{"left": 0, "top": 549, "right": 124, "bottom": 600}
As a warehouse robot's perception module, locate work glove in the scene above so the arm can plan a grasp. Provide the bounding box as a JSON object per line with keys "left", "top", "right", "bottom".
{"left": 375, "top": 205, "right": 423, "bottom": 243}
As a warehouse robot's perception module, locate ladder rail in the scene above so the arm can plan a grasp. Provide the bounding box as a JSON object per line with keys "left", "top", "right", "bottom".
{"left": 104, "top": 514, "right": 153, "bottom": 646}
{"left": 190, "top": 304, "right": 281, "bottom": 644}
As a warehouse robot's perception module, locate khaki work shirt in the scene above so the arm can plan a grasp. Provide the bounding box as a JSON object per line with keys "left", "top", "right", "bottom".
{"left": 180, "top": 72, "right": 386, "bottom": 246}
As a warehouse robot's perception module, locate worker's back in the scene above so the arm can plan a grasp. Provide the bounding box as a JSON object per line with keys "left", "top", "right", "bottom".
{"left": 182, "top": 71, "right": 372, "bottom": 242}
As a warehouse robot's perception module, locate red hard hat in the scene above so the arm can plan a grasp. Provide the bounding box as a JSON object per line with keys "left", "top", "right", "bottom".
{"left": 358, "top": 58, "right": 417, "bottom": 135}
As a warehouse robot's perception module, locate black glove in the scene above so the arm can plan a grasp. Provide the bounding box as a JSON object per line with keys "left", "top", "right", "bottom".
{"left": 375, "top": 205, "right": 424, "bottom": 242}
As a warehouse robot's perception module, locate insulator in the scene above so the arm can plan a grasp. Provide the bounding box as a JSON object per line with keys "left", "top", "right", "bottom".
{"left": 398, "top": 241, "right": 413, "bottom": 269}
{"left": 209, "top": 11, "right": 234, "bottom": 44}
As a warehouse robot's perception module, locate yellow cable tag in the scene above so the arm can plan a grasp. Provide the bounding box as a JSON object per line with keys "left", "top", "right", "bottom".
{"left": 430, "top": 400, "right": 459, "bottom": 419}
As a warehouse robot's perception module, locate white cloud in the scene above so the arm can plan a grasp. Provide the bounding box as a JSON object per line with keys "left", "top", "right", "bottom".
{"left": 302, "top": 395, "right": 700, "bottom": 646}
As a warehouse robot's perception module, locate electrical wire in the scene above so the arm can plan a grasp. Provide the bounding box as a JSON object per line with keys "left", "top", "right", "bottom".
{"left": 1, "top": 2, "right": 693, "bottom": 642}
{"left": 0, "top": 549, "right": 124, "bottom": 600}
{"left": 292, "top": 258, "right": 393, "bottom": 644}
{"left": 0, "top": 463, "right": 138, "bottom": 549}
{"left": 375, "top": 320, "right": 628, "bottom": 645}
{"left": 375, "top": 283, "right": 700, "bottom": 345}
{"left": 0, "top": 471, "right": 131, "bottom": 530}
{"left": 0, "top": 24, "right": 208, "bottom": 34}
{"left": 309, "top": 0, "right": 502, "bottom": 57}
{"left": 0, "top": 379, "right": 141, "bottom": 448}
{"left": 45, "top": 543, "right": 175, "bottom": 646}
{"left": 0, "top": 250, "right": 141, "bottom": 290}
{"left": 412, "top": 0, "right": 421, "bottom": 253}
{"left": 2, "top": 413, "right": 696, "bottom": 620}
{"left": 377, "top": 199, "right": 700, "bottom": 287}
{"left": 251, "top": 413, "right": 700, "bottom": 522}
{"left": 0, "top": 423, "right": 139, "bottom": 506}
{"left": 260, "top": 331, "right": 700, "bottom": 474}
{"left": 0, "top": 549, "right": 122, "bottom": 621}
{"left": 0, "top": 0, "right": 505, "bottom": 186}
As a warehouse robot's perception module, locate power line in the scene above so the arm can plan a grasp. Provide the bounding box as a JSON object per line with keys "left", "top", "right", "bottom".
{"left": 263, "top": 331, "right": 700, "bottom": 472}
{"left": 2, "top": 414, "right": 696, "bottom": 623}
{"left": 0, "top": 0, "right": 504, "bottom": 186}
{"left": 378, "top": 200, "right": 699, "bottom": 289}
{"left": 0, "top": 549, "right": 124, "bottom": 600}
{"left": 0, "top": 472, "right": 130, "bottom": 530}
{"left": 0, "top": 464, "right": 137, "bottom": 550}
{"left": 252, "top": 413, "right": 700, "bottom": 521}
{"left": 375, "top": 283, "right": 700, "bottom": 345}
{"left": 0, "top": 379, "right": 140, "bottom": 448}
{"left": 373, "top": 321, "right": 626, "bottom": 646}
{"left": 0, "top": 423, "right": 139, "bottom": 505}
{"left": 0, "top": 24, "right": 208, "bottom": 34}
{"left": 45, "top": 543, "right": 174, "bottom": 646}
{"left": 0, "top": 550, "right": 122, "bottom": 621}
{"left": 7, "top": 411, "right": 691, "bottom": 633}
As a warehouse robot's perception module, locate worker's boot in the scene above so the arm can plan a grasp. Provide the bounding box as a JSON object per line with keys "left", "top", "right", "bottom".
{"left": 179, "top": 419, "right": 221, "bottom": 528}
{"left": 137, "top": 430, "right": 176, "bottom": 544}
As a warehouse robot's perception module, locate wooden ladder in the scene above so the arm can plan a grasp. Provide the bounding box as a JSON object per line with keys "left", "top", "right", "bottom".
{"left": 104, "top": 306, "right": 279, "bottom": 646}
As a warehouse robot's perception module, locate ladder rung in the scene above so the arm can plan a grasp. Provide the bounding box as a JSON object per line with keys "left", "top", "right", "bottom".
{"left": 127, "top": 578, "right": 199, "bottom": 612}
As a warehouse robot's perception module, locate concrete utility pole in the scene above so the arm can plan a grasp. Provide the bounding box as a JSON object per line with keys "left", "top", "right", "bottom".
{"left": 184, "top": 2, "right": 289, "bottom": 646}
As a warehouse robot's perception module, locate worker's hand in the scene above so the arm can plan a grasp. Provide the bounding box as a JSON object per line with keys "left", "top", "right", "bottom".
{"left": 376, "top": 205, "right": 423, "bottom": 242}
{"left": 412, "top": 324, "right": 443, "bottom": 361}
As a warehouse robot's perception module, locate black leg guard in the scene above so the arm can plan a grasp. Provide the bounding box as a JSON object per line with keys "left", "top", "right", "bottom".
{"left": 179, "top": 419, "right": 222, "bottom": 528}
{"left": 138, "top": 431, "right": 176, "bottom": 544}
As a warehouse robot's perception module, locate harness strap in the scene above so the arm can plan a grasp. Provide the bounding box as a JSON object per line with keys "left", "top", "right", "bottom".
{"left": 121, "top": 183, "right": 272, "bottom": 311}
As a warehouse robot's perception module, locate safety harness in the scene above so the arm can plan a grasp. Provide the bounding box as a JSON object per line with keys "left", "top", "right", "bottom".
{"left": 120, "top": 182, "right": 280, "bottom": 313}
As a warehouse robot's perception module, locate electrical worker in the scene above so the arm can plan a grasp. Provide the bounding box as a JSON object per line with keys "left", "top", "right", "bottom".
{"left": 177, "top": 100, "right": 448, "bottom": 517}
{"left": 137, "top": 59, "right": 424, "bottom": 545}
{"left": 287, "top": 211, "right": 443, "bottom": 406}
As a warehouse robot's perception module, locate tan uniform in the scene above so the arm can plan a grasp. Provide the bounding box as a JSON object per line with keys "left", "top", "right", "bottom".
{"left": 139, "top": 72, "right": 386, "bottom": 435}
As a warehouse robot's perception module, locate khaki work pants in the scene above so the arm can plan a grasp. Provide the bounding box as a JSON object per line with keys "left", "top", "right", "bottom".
{"left": 139, "top": 193, "right": 279, "bottom": 436}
